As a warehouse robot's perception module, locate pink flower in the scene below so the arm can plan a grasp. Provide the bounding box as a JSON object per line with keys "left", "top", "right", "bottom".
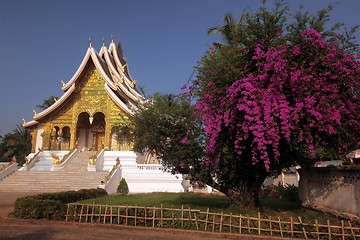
{"left": 180, "top": 137, "right": 188, "bottom": 144}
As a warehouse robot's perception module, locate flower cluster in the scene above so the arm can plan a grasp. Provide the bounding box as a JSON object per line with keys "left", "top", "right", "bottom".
{"left": 192, "top": 29, "right": 360, "bottom": 171}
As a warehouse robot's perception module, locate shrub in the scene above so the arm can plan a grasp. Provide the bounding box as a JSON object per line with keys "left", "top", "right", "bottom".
{"left": 14, "top": 188, "right": 107, "bottom": 220}
{"left": 117, "top": 178, "right": 129, "bottom": 195}
{"left": 273, "top": 183, "right": 299, "bottom": 202}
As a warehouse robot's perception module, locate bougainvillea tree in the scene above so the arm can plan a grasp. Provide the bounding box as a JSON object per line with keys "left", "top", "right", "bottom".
{"left": 181, "top": 2, "right": 360, "bottom": 207}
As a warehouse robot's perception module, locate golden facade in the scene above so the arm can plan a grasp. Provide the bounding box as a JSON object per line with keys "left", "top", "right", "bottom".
{"left": 23, "top": 40, "right": 143, "bottom": 153}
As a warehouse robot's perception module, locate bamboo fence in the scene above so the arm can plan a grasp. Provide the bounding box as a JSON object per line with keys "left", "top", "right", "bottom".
{"left": 66, "top": 203, "right": 360, "bottom": 239}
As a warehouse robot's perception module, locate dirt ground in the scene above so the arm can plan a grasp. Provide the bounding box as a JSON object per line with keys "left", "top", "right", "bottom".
{"left": 0, "top": 192, "right": 293, "bottom": 240}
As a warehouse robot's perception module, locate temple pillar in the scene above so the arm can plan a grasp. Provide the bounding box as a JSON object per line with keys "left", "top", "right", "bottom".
{"left": 104, "top": 122, "right": 111, "bottom": 150}
{"left": 30, "top": 129, "right": 37, "bottom": 152}
{"left": 70, "top": 126, "right": 77, "bottom": 149}
{"left": 42, "top": 125, "right": 51, "bottom": 150}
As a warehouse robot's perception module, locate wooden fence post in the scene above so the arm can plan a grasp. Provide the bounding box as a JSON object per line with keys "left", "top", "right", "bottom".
{"left": 161, "top": 204, "right": 163, "bottom": 227}
{"left": 239, "top": 214, "right": 242, "bottom": 234}
{"left": 152, "top": 206, "right": 156, "bottom": 228}
{"left": 181, "top": 205, "right": 184, "bottom": 229}
{"left": 66, "top": 203, "right": 70, "bottom": 221}
{"left": 125, "top": 205, "right": 128, "bottom": 225}
{"left": 327, "top": 220, "right": 332, "bottom": 240}
{"left": 257, "top": 212, "right": 261, "bottom": 235}
{"left": 298, "top": 216, "right": 308, "bottom": 239}
{"left": 79, "top": 205, "right": 84, "bottom": 223}
{"left": 220, "top": 212, "right": 223, "bottom": 232}
{"left": 205, "top": 208, "right": 209, "bottom": 231}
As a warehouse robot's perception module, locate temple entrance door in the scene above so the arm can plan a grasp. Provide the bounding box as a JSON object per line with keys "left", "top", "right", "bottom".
{"left": 91, "top": 112, "right": 106, "bottom": 151}
{"left": 76, "top": 112, "right": 91, "bottom": 151}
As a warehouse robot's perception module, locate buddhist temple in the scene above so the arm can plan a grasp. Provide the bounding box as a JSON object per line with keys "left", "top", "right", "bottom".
{"left": 23, "top": 39, "right": 143, "bottom": 153}
{"left": 0, "top": 39, "right": 186, "bottom": 194}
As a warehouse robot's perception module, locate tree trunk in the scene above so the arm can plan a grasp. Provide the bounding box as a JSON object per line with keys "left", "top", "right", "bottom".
{"left": 207, "top": 177, "right": 264, "bottom": 209}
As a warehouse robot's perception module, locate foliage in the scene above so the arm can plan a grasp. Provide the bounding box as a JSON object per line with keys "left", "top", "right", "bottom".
{"left": 117, "top": 178, "right": 129, "bottom": 195}
{"left": 36, "top": 95, "right": 58, "bottom": 110}
{"left": 14, "top": 188, "right": 108, "bottom": 220}
{"left": 14, "top": 198, "right": 66, "bottom": 220}
{"left": 182, "top": 1, "right": 360, "bottom": 208}
{"left": 0, "top": 125, "right": 31, "bottom": 165}
{"left": 118, "top": 93, "right": 205, "bottom": 175}
{"left": 272, "top": 183, "right": 299, "bottom": 202}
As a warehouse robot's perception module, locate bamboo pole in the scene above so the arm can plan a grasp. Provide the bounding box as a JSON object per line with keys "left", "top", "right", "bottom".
{"left": 91, "top": 203, "right": 95, "bottom": 223}
{"left": 79, "top": 205, "right": 84, "bottom": 223}
{"left": 239, "top": 214, "right": 242, "bottom": 234}
{"left": 144, "top": 207, "right": 147, "bottom": 227}
{"left": 212, "top": 213, "right": 216, "bottom": 232}
{"left": 327, "top": 220, "right": 332, "bottom": 240}
{"left": 134, "top": 206, "right": 137, "bottom": 226}
{"left": 341, "top": 220, "right": 345, "bottom": 240}
{"left": 65, "top": 203, "right": 70, "bottom": 221}
{"left": 220, "top": 212, "right": 223, "bottom": 232}
{"left": 348, "top": 220, "right": 356, "bottom": 240}
{"left": 73, "top": 204, "right": 78, "bottom": 221}
{"left": 85, "top": 205, "right": 89, "bottom": 223}
{"left": 161, "top": 204, "right": 163, "bottom": 227}
{"left": 229, "top": 213, "right": 232, "bottom": 233}
{"left": 126, "top": 205, "right": 128, "bottom": 225}
{"left": 152, "top": 206, "right": 156, "bottom": 228}
{"left": 171, "top": 208, "right": 175, "bottom": 228}
{"left": 193, "top": 212, "right": 198, "bottom": 230}
{"left": 315, "top": 219, "right": 319, "bottom": 240}
{"left": 110, "top": 206, "right": 113, "bottom": 224}
{"left": 181, "top": 205, "right": 184, "bottom": 229}
{"left": 103, "top": 205, "right": 108, "bottom": 224}
{"left": 269, "top": 216, "right": 272, "bottom": 236}
{"left": 278, "top": 217, "right": 283, "bottom": 237}
{"left": 290, "top": 217, "right": 294, "bottom": 238}
{"left": 117, "top": 206, "right": 120, "bottom": 225}
{"left": 298, "top": 216, "right": 307, "bottom": 239}
{"left": 205, "top": 208, "right": 209, "bottom": 231}
{"left": 247, "top": 215, "right": 250, "bottom": 234}
{"left": 258, "top": 212, "right": 261, "bottom": 235}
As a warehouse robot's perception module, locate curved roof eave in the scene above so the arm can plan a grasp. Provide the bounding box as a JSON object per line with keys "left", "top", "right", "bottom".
{"left": 108, "top": 43, "right": 144, "bottom": 100}
{"left": 62, "top": 48, "right": 91, "bottom": 91}
{"left": 105, "top": 84, "right": 134, "bottom": 116}
{"left": 89, "top": 48, "right": 118, "bottom": 91}
{"left": 103, "top": 48, "right": 141, "bottom": 102}
{"left": 33, "top": 84, "right": 76, "bottom": 121}
{"left": 23, "top": 120, "right": 39, "bottom": 128}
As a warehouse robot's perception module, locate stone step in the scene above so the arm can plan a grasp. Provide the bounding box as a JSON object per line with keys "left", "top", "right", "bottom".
{"left": 0, "top": 170, "right": 107, "bottom": 193}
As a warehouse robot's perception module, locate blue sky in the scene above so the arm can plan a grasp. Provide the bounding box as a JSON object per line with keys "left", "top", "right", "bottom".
{"left": 0, "top": 0, "right": 359, "bottom": 136}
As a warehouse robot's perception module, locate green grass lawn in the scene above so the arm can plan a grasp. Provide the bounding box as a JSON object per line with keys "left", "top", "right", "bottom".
{"left": 78, "top": 192, "right": 339, "bottom": 224}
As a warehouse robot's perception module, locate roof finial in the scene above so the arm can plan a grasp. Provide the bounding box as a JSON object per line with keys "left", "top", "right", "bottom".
{"left": 89, "top": 36, "right": 93, "bottom": 48}
{"left": 102, "top": 36, "right": 105, "bottom": 47}
{"left": 111, "top": 34, "right": 114, "bottom": 43}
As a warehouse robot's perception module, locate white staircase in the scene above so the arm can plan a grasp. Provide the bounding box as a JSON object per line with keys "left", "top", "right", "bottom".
{"left": 0, "top": 151, "right": 106, "bottom": 193}
{"left": 0, "top": 150, "right": 185, "bottom": 194}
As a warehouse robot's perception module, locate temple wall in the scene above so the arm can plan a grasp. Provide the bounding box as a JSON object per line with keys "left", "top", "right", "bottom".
{"left": 298, "top": 167, "right": 360, "bottom": 219}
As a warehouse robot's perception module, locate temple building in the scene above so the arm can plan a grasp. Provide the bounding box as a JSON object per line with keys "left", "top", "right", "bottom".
{"left": 23, "top": 39, "right": 142, "bottom": 153}
{"left": 0, "top": 39, "right": 187, "bottom": 194}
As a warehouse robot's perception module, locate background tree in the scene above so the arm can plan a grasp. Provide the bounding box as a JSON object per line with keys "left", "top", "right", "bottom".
{"left": 0, "top": 125, "right": 32, "bottom": 165}
{"left": 118, "top": 93, "right": 205, "bottom": 175}
{"left": 36, "top": 95, "right": 58, "bottom": 110}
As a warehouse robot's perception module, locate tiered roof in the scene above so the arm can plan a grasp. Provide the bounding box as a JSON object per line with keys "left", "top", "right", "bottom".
{"left": 23, "top": 40, "right": 143, "bottom": 128}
